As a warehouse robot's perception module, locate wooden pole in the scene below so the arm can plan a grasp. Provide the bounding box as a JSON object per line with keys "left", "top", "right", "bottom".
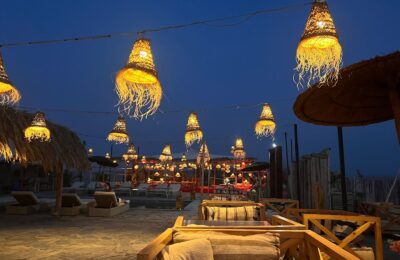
{"left": 284, "top": 132, "right": 290, "bottom": 175}
{"left": 389, "top": 76, "right": 400, "bottom": 143}
{"left": 294, "top": 124, "right": 301, "bottom": 203}
{"left": 337, "top": 126, "right": 348, "bottom": 211}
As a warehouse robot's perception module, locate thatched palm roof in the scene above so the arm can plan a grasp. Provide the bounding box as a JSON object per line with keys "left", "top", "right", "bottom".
{"left": 0, "top": 107, "right": 90, "bottom": 173}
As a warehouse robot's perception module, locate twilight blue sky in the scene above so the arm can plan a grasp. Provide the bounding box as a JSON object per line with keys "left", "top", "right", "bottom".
{"left": 1, "top": 0, "right": 399, "bottom": 176}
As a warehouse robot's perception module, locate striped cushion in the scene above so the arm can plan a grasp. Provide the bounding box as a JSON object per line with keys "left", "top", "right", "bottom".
{"left": 206, "top": 206, "right": 258, "bottom": 221}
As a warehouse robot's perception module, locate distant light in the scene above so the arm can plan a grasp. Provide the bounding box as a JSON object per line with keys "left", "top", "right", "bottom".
{"left": 272, "top": 142, "right": 277, "bottom": 148}
{"left": 316, "top": 21, "right": 326, "bottom": 28}
{"left": 139, "top": 50, "right": 147, "bottom": 58}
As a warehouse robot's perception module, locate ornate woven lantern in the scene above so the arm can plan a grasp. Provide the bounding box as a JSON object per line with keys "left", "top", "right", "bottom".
{"left": 197, "top": 142, "right": 210, "bottom": 165}
{"left": 107, "top": 115, "right": 129, "bottom": 144}
{"left": 116, "top": 37, "right": 162, "bottom": 118}
{"left": 255, "top": 103, "right": 276, "bottom": 138}
{"left": 24, "top": 112, "right": 51, "bottom": 142}
{"left": 0, "top": 53, "right": 20, "bottom": 105}
{"left": 122, "top": 143, "right": 138, "bottom": 161}
{"left": 296, "top": 0, "right": 342, "bottom": 87}
{"left": 232, "top": 137, "right": 246, "bottom": 159}
{"left": 185, "top": 112, "right": 203, "bottom": 147}
{"left": 159, "top": 144, "right": 172, "bottom": 162}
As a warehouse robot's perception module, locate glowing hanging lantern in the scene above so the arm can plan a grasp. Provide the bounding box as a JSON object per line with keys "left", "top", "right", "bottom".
{"left": 159, "top": 144, "right": 172, "bottom": 162}
{"left": 0, "top": 53, "right": 20, "bottom": 105}
{"left": 197, "top": 142, "right": 210, "bottom": 165}
{"left": 232, "top": 137, "right": 246, "bottom": 159}
{"left": 122, "top": 143, "right": 138, "bottom": 161}
{"left": 24, "top": 112, "right": 51, "bottom": 142}
{"left": 255, "top": 103, "right": 276, "bottom": 138}
{"left": 107, "top": 115, "right": 129, "bottom": 144}
{"left": 105, "top": 153, "right": 111, "bottom": 159}
{"left": 185, "top": 112, "right": 203, "bottom": 147}
{"left": 175, "top": 172, "right": 181, "bottom": 178}
{"left": 115, "top": 37, "right": 162, "bottom": 118}
{"left": 296, "top": 0, "right": 342, "bottom": 87}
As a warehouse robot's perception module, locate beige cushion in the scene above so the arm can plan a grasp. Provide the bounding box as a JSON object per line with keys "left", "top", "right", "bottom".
{"left": 62, "top": 193, "right": 82, "bottom": 207}
{"left": 162, "top": 238, "right": 214, "bottom": 260}
{"left": 11, "top": 191, "right": 39, "bottom": 206}
{"left": 94, "top": 192, "right": 118, "bottom": 208}
{"left": 352, "top": 247, "right": 375, "bottom": 260}
{"left": 173, "top": 231, "right": 279, "bottom": 260}
{"left": 205, "top": 206, "right": 256, "bottom": 221}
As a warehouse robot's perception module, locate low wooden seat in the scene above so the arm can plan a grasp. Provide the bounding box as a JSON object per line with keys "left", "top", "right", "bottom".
{"left": 6, "top": 191, "right": 51, "bottom": 215}
{"left": 88, "top": 192, "right": 129, "bottom": 217}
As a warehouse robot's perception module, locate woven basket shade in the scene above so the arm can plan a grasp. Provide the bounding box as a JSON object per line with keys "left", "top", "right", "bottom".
{"left": 197, "top": 142, "right": 210, "bottom": 165}
{"left": 293, "top": 51, "right": 400, "bottom": 143}
{"left": 107, "top": 115, "right": 129, "bottom": 144}
{"left": 255, "top": 103, "right": 276, "bottom": 137}
{"left": 24, "top": 112, "right": 51, "bottom": 142}
{"left": 116, "top": 38, "right": 162, "bottom": 118}
{"left": 159, "top": 144, "right": 172, "bottom": 162}
{"left": 123, "top": 143, "right": 138, "bottom": 161}
{"left": 185, "top": 112, "right": 203, "bottom": 147}
{"left": 232, "top": 137, "right": 246, "bottom": 159}
{"left": 296, "top": 0, "right": 342, "bottom": 87}
{"left": 0, "top": 53, "right": 20, "bottom": 105}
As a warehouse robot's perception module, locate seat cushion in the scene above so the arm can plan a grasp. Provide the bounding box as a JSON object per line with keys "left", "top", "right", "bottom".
{"left": 62, "top": 193, "right": 82, "bottom": 207}
{"left": 162, "top": 238, "right": 214, "bottom": 260}
{"left": 205, "top": 206, "right": 256, "bottom": 221}
{"left": 11, "top": 191, "right": 39, "bottom": 206}
{"left": 173, "top": 231, "right": 279, "bottom": 260}
{"left": 94, "top": 192, "right": 118, "bottom": 208}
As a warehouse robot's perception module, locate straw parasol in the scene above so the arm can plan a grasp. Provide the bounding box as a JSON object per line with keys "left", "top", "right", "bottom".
{"left": 0, "top": 107, "right": 90, "bottom": 216}
{"left": 294, "top": 51, "right": 400, "bottom": 142}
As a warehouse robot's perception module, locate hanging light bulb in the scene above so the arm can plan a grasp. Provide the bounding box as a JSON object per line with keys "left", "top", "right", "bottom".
{"left": 0, "top": 53, "right": 20, "bottom": 105}
{"left": 122, "top": 143, "right": 138, "bottom": 161}
{"left": 24, "top": 112, "right": 51, "bottom": 142}
{"left": 185, "top": 112, "right": 203, "bottom": 147}
{"left": 295, "top": 0, "right": 342, "bottom": 87}
{"left": 197, "top": 142, "right": 211, "bottom": 165}
{"left": 107, "top": 115, "right": 129, "bottom": 144}
{"left": 255, "top": 103, "right": 276, "bottom": 138}
{"left": 115, "top": 36, "right": 162, "bottom": 118}
{"left": 159, "top": 144, "right": 173, "bottom": 162}
{"left": 105, "top": 152, "right": 111, "bottom": 159}
{"left": 232, "top": 137, "right": 246, "bottom": 159}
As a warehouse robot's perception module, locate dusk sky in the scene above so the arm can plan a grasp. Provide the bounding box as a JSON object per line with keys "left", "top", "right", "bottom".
{"left": 1, "top": 0, "right": 399, "bottom": 176}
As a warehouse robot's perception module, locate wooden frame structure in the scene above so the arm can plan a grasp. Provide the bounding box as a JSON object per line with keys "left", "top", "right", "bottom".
{"left": 198, "top": 200, "right": 266, "bottom": 220}
{"left": 286, "top": 208, "right": 383, "bottom": 260}
{"left": 359, "top": 202, "right": 400, "bottom": 234}
{"left": 137, "top": 227, "right": 358, "bottom": 260}
{"left": 261, "top": 198, "right": 299, "bottom": 215}
{"left": 173, "top": 215, "right": 305, "bottom": 230}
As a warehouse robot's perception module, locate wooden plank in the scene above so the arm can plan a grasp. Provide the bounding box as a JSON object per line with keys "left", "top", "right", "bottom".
{"left": 173, "top": 216, "right": 184, "bottom": 228}
{"left": 374, "top": 218, "right": 384, "bottom": 260}
{"left": 137, "top": 228, "right": 173, "bottom": 260}
{"left": 339, "top": 221, "right": 372, "bottom": 248}
{"left": 272, "top": 215, "right": 305, "bottom": 227}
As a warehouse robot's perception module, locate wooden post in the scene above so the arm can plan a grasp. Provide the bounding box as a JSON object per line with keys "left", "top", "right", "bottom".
{"left": 294, "top": 124, "right": 301, "bottom": 203}
{"left": 54, "top": 168, "right": 63, "bottom": 217}
{"left": 389, "top": 76, "right": 400, "bottom": 143}
{"left": 337, "top": 126, "right": 348, "bottom": 211}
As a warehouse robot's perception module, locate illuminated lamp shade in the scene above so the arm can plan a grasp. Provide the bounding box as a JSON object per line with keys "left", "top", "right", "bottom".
{"left": 296, "top": 0, "right": 342, "bottom": 87}
{"left": 255, "top": 103, "right": 276, "bottom": 138}
{"left": 197, "top": 142, "right": 210, "bottom": 165}
{"left": 107, "top": 115, "right": 129, "bottom": 144}
{"left": 105, "top": 153, "right": 110, "bottom": 159}
{"left": 175, "top": 172, "right": 181, "bottom": 178}
{"left": 24, "top": 112, "right": 51, "bottom": 142}
{"left": 185, "top": 112, "right": 203, "bottom": 147}
{"left": 159, "top": 144, "right": 172, "bottom": 162}
{"left": 232, "top": 137, "right": 246, "bottom": 159}
{"left": 123, "top": 143, "right": 138, "bottom": 161}
{"left": 0, "top": 53, "right": 20, "bottom": 105}
{"left": 115, "top": 37, "right": 162, "bottom": 118}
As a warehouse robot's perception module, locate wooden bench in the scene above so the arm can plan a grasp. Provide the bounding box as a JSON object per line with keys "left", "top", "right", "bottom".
{"left": 137, "top": 227, "right": 358, "bottom": 260}
{"left": 261, "top": 198, "right": 299, "bottom": 215}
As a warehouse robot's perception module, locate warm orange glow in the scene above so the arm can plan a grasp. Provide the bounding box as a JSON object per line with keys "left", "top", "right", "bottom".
{"left": 24, "top": 112, "right": 51, "bottom": 142}
{"left": 232, "top": 137, "right": 246, "bottom": 159}
{"left": 255, "top": 103, "right": 276, "bottom": 137}
{"left": 107, "top": 115, "right": 129, "bottom": 144}
{"left": 0, "top": 53, "right": 20, "bottom": 105}
{"left": 185, "top": 112, "right": 203, "bottom": 147}
{"left": 159, "top": 144, "right": 172, "bottom": 162}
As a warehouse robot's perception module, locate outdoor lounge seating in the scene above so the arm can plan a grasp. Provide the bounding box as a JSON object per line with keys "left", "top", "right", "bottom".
{"left": 147, "top": 183, "right": 169, "bottom": 198}
{"left": 63, "top": 181, "right": 87, "bottom": 193}
{"left": 132, "top": 183, "right": 150, "bottom": 196}
{"left": 114, "top": 182, "right": 132, "bottom": 196}
{"left": 167, "top": 184, "right": 181, "bottom": 198}
{"left": 87, "top": 182, "right": 105, "bottom": 193}
{"left": 6, "top": 191, "right": 52, "bottom": 215}
{"left": 137, "top": 226, "right": 358, "bottom": 260}
{"left": 88, "top": 191, "right": 129, "bottom": 217}
{"left": 199, "top": 200, "right": 266, "bottom": 221}
{"left": 60, "top": 193, "right": 94, "bottom": 216}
